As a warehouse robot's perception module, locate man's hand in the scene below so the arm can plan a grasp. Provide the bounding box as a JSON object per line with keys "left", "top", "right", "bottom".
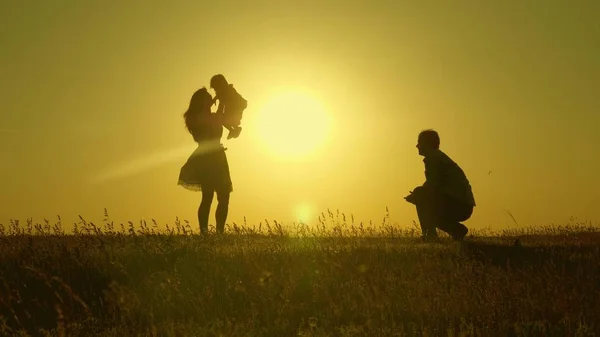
{"left": 404, "top": 186, "right": 424, "bottom": 205}
{"left": 404, "top": 190, "right": 417, "bottom": 204}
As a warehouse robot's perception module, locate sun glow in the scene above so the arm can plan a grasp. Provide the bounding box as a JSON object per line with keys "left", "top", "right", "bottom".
{"left": 294, "top": 203, "right": 314, "bottom": 224}
{"left": 254, "top": 89, "right": 331, "bottom": 160}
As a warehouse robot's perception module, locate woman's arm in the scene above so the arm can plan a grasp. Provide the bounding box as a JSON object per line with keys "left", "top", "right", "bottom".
{"left": 213, "top": 96, "right": 225, "bottom": 115}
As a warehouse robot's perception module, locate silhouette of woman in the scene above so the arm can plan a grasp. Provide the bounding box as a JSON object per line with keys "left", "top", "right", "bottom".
{"left": 178, "top": 88, "right": 233, "bottom": 234}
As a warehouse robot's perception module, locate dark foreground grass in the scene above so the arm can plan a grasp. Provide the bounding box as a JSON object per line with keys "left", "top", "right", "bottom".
{"left": 1, "top": 213, "right": 599, "bottom": 336}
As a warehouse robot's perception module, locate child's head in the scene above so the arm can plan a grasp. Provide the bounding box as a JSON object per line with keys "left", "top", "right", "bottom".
{"left": 210, "top": 74, "right": 229, "bottom": 94}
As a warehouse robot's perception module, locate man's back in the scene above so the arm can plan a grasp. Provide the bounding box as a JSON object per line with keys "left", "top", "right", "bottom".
{"left": 423, "top": 149, "right": 476, "bottom": 206}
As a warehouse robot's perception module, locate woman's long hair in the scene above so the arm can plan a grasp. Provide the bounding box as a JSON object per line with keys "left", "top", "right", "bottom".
{"left": 184, "top": 87, "right": 213, "bottom": 134}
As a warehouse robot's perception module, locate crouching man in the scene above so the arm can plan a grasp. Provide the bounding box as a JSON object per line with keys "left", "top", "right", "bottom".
{"left": 405, "top": 129, "right": 476, "bottom": 241}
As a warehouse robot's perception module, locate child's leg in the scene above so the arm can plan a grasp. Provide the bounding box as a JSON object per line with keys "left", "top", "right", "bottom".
{"left": 222, "top": 124, "right": 237, "bottom": 139}
{"left": 220, "top": 113, "right": 236, "bottom": 138}
{"left": 230, "top": 125, "right": 242, "bottom": 138}
{"left": 222, "top": 112, "right": 238, "bottom": 128}
{"left": 231, "top": 109, "right": 244, "bottom": 137}
{"left": 224, "top": 110, "right": 243, "bottom": 139}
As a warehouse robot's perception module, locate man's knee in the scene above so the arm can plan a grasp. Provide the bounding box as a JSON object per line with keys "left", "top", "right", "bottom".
{"left": 454, "top": 204, "right": 473, "bottom": 222}
{"left": 416, "top": 189, "right": 472, "bottom": 222}
{"left": 412, "top": 186, "right": 444, "bottom": 210}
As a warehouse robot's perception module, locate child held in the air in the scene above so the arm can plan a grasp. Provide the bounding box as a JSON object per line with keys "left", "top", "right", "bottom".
{"left": 210, "top": 74, "right": 248, "bottom": 139}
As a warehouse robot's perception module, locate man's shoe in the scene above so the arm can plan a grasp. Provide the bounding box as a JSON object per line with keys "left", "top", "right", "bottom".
{"left": 453, "top": 224, "right": 468, "bottom": 241}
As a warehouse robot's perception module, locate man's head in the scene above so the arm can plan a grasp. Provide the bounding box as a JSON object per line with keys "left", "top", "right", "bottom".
{"left": 416, "top": 129, "right": 440, "bottom": 156}
{"left": 210, "top": 74, "right": 228, "bottom": 94}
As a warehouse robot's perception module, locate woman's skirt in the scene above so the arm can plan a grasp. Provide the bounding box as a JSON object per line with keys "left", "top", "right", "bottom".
{"left": 177, "top": 144, "right": 233, "bottom": 193}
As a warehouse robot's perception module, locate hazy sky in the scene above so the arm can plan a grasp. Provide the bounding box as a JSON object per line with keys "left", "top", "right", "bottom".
{"left": 1, "top": 1, "right": 599, "bottom": 230}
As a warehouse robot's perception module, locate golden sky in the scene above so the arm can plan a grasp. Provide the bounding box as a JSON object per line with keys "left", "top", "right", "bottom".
{"left": 1, "top": 1, "right": 599, "bottom": 230}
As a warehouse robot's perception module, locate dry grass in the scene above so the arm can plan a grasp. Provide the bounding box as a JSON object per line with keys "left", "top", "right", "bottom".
{"left": 1, "top": 209, "right": 599, "bottom": 336}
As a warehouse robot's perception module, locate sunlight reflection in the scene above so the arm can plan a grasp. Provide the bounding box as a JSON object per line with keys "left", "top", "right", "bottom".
{"left": 89, "top": 141, "right": 222, "bottom": 184}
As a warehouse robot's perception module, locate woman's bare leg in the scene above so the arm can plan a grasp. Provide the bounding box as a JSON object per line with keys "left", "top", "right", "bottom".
{"left": 198, "top": 188, "right": 214, "bottom": 234}
{"left": 215, "top": 190, "right": 230, "bottom": 234}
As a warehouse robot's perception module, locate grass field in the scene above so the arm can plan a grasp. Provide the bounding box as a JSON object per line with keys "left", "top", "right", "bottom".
{"left": 1, "top": 210, "right": 599, "bottom": 336}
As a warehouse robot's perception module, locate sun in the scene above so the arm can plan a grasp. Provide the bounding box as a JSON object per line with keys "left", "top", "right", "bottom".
{"left": 254, "top": 89, "right": 331, "bottom": 160}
